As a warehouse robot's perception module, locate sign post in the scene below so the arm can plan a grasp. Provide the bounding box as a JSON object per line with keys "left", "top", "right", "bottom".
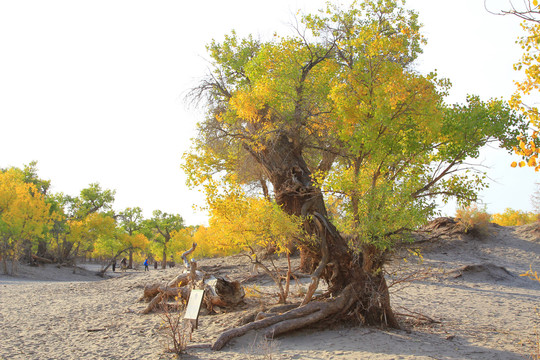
{"left": 184, "top": 289, "right": 205, "bottom": 329}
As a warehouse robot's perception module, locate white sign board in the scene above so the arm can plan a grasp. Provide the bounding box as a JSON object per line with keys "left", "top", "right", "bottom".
{"left": 184, "top": 289, "right": 205, "bottom": 328}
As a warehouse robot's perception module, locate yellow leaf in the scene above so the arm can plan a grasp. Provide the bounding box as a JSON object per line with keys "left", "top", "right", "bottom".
{"left": 511, "top": 161, "right": 518, "bottom": 168}
{"left": 534, "top": 0, "right": 539, "bottom": 7}
{"left": 519, "top": 161, "right": 526, "bottom": 167}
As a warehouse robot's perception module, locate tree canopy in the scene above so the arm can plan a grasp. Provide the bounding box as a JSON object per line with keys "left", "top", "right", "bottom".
{"left": 184, "top": 0, "right": 525, "bottom": 249}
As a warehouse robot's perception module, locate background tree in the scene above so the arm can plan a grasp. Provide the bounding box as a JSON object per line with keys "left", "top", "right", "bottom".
{"left": 491, "top": 207, "right": 537, "bottom": 225}
{"left": 118, "top": 206, "right": 144, "bottom": 268}
{"left": 145, "top": 210, "right": 185, "bottom": 269}
{"left": 0, "top": 169, "right": 52, "bottom": 274}
{"left": 49, "top": 183, "right": 116, "bottom": 264}
{"left": 71, "top": 183, "right": 116, "bottom": 220}
{"left": 93, "top": 230, "right": 149, "bottom": 276}
{"left": 184, "top": 0, "right": 526, "bottom": 344}
{"left": 487, "top": 0, "right": 540, "bottom": 169}
{"left": 4, "top": 161, "right": 54, "bottom": 259}
{"left": 66, "top": 212, "right": 116, "bottom": 271}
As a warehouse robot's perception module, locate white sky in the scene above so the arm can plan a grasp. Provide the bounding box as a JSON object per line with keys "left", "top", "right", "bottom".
{"left": 0, "top": 0, "right": 538, "bottom": 225}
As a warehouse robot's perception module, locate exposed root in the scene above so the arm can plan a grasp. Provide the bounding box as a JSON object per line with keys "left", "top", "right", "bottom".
{"left": 212, "top": 285, "right": 355, "bottom": 351}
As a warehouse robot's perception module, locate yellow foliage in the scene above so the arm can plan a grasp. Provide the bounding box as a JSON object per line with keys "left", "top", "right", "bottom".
{"left": 491, "top": 208, "right": 538, "bottom": 226}
{"left": 169, "top": 228, "right": 194, "bottom": 259}
{"left": 521, "top": 266, "right": 540, "bottom": 282}
{"left": 68, "top": 212, "right": 116, "bottom": 249}
{"left": 243, "top": 285, "right": 263, "bottom": 298}
{"left": 0, "top": 170, "right": 52, "bottom": 239}
{"left": 0, "top": 169, "right": 52, "bottom": 270}
{"left": 194, "top": 180, "right": 302, "bottom": 258}
{"left": 511, "top": 22, "right": 540, "bottom": 169}
{"left": 455, "top": 204, "right": 491, "bottom": 236}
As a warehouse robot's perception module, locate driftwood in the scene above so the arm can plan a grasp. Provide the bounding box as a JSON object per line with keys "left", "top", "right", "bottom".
{"left": 31, "top": 254, "right": 53, "bottom": 264}
{"left": 182, "top": 242, "right": 197, "bottom": 269}
{"left": 140, "top": 261, "right": 245, "bottom": 315}
{"left": 140, "top": 286, "right": 193, "bottom": 314}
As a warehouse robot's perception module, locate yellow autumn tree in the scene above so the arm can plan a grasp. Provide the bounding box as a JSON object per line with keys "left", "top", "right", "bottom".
{"left": 200, "top": 178, "right": 302, "bottom": 303}
{"left": 506, "top": 1, "right": 540, "bottom": 170}
{"left": 491, "top": 207, "right": 537, "bottom": 226}
{"left": 67, "top": 212, "right": 116, "bottom": 271}
{"left": 184, "top": 0, "right": 526, "bottom": 340}
{"left": 191, "top": 225, "right": 222, "bottom": 258}
{"left": 0, "top": 169, "right": 52, "bottom": 274}
{"left": 169, "top": 227, "right": 196, "bottom": 264}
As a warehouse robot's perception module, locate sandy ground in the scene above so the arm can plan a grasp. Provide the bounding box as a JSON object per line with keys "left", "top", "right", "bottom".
{"left": 0, "top": 222, "right": 539, "bottom": 360}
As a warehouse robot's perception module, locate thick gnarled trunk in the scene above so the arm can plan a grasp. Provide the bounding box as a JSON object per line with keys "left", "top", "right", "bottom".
{"left": 248, "top": 133, "right": 398, "bottom": 327}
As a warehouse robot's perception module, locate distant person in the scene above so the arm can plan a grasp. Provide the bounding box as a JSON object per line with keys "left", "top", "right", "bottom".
{"left": 121, "top": 258, "right": 127, "bottom": 272}
{"left": 154, "top": 261, "right": 158, "bottom": 270}
{"left": 144, "top": 258, "right": 149, "bottom": 271}
{"left": 112, "top": 259, "right": 116, "bottom": 272}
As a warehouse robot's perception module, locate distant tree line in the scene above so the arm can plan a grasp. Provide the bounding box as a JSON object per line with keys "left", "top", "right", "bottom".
{"left": 0, "top": 161, "right": 192, "bottom": 275}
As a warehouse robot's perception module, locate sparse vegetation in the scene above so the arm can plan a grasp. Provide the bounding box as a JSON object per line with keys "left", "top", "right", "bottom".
{"left": 244, "top": 335, "right": 278, "bottom": 360}
{"left": 158, "top": 299, "right": 192, "bottom": 356}
{"left": 455, "top": 204, "right": 492, "bottom": 237}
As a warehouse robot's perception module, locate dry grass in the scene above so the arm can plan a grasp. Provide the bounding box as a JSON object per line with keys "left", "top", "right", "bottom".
{"left": 455, "top": 204, "right": 492, "bottom": 238}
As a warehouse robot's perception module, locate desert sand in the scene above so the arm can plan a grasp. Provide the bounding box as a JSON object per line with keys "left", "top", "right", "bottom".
{"left": 0, "top": 222, "right": 539, "bottom": 360}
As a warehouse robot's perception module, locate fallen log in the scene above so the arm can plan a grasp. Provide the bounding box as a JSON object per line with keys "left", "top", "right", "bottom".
{"left": 141, "top": 270, "right": 204, "bottom": 302}
{"left": 167, "top": 269, "right": 204, "bottom": 288}
{"left": 31, "top": 254, "right": 53, "bottom": 264}
{"left": 141, "top": 293, "right": 165, "bottom": 315}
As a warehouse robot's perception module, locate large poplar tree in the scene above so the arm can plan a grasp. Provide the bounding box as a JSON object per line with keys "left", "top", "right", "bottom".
{"left": 183, "top": 0, "right": 526, "bottom": 347}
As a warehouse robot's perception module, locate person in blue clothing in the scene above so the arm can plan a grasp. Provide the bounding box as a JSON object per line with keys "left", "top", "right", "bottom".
{"left": 144, "top": 258, "right": 149, "bottom": 271}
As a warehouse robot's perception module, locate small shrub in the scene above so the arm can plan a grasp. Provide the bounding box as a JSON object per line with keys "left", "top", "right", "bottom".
{"left": 455, "top": 204, "right": 491, "bottom": 238}
{"left": 244, "top": 335, "right": 279, "bottom": 360}
{"left": 158, "top": 300, "right": 191, "bottom": 355}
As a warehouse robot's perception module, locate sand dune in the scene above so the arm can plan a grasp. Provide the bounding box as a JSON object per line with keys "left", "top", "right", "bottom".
{"left": 0, "top": 223, "right": 538, "bottom": 359}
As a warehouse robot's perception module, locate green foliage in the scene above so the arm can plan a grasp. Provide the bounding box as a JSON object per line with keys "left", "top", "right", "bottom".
{"left": 145, "top": 210, "right": 185, "bottom": 267}
{"left": 72, "top": 183, "right": 116, "bottom": 219}
{"left": 184, "top": 0, "right": 527, "bottom": 253}
{"left": 118, "top": 207, "right": 144, "bottom": 235}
